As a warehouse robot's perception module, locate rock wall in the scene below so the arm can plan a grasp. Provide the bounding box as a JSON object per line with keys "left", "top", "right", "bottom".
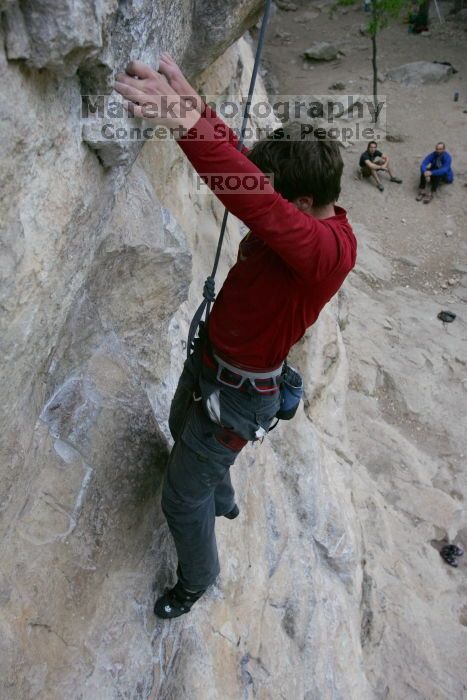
{"left": 3, "top": 0, "right": 466, "bottom": 698}
{"left": 343, "top": 224, "right": 467, "bottom": 700}
{"left": 1, "top": 2, "right": 373, "bottom": 698}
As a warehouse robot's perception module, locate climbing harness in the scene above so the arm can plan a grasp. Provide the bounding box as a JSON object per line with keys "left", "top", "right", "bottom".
{"left": 213, "top": 353, "right": 283, "bottom": 393}
{"left": 186, "top": 0, "right": 274, "bottom": 359}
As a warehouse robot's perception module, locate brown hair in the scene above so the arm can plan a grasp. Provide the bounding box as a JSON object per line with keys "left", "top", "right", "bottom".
{"left": 247, "top": 122, "right": 343, "bottom": 206}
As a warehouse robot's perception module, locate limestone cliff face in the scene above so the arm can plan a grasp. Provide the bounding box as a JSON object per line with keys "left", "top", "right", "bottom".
{"left": 8, "top": 2, "right": 466, "bottom": 698}
{"left": 0, "top": 0, "right": 418, "bottom": 700}
{"left": 0, "top": 3, "right": 371, "bottom": 697}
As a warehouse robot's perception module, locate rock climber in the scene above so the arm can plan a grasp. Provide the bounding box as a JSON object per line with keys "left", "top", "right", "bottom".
{"left": 115, "top": 53, "right": 357, "bottom": 619}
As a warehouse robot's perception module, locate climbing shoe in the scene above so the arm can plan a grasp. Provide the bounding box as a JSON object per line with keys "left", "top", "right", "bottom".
{"left": 441, "top": 550, "right": 459, "bottom": 567}
{"left": 440, "top": 544, "right": 464, "bottom": 568}
{"left": 377, "top": 183, "right": 384, "bottom": 192}
{"left": 390, "top": 176, "right": 402, "bottom": 183}
{"left": 441, "top": 544, "right": 464, "bottom": 558}
{"left": 154, "top": 581, "right": 206, "bottom": 619}
{"left": 224, "top": 504, "right": 240, "bottom": 520}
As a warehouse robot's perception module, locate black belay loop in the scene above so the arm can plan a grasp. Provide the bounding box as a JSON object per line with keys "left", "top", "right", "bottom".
{"left": 203, "top": 276, "right": 216, "bottom": 302}
{"left": 186, "top": 0, "right": 273, "bottom": 359}
{"left": 186, "top": 276, "right": 216, "bottom": 357}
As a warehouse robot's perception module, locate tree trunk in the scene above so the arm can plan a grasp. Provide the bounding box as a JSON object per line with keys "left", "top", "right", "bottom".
{"left": 371, "top": 33, "right": 378, "bottom": 122}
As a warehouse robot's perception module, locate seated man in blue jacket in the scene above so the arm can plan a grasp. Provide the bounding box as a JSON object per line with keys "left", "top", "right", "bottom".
{"left": 416, "top": 142, "right": 454, "bottom": 203}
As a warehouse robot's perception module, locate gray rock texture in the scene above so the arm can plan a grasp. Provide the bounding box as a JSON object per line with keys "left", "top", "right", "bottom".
{"left": 1, "top": 0, "right": 466, "bottom": 697}
{"left": 0, "top": 11, "right": 372, "bottom": 695}
{"left": 343, "top": 223, "right": 467, "bottom": 700}
{"left": 387, "top": 60, "right": 454, "bottom": 86}
{"left": 304, "top": 41, "right": 340, "bottom": 61}
{"left": 2, "top": 0, "right": 263, "bottom": 82}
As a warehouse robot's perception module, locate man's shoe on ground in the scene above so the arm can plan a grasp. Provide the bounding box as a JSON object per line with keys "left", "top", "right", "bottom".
{"left": 390, "top": 176, "right": 403, "bottom": 183}
{"left": 154, "top": 581, "right": 206, "bottom": 619}
{"left": 224, "top": 504, "right": 240, "bottom": 520}
{"left": 415, "top": 189, "right": 425, "bottom": 201}
{"left": 377, "top": 183, "right": 384, "bottom": 192}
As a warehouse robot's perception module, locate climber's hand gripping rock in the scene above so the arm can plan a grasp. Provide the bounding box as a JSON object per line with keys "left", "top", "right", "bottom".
{"left": 114, "top": 58, "right": 201, "bottom": 132}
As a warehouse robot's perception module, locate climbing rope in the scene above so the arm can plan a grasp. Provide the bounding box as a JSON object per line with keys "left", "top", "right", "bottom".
{"left": 186, "top": 0, "right": 273, "bottom": 358}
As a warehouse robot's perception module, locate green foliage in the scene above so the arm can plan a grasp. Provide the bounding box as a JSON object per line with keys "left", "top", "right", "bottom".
{"left": 332, "top": 0, "right": 413, "bottom": 121}
{"left": 366, "top": 0, "right": 412, "bottom": 35}
{"left": 334, "top": 0, "right": 412, "bottom": 35}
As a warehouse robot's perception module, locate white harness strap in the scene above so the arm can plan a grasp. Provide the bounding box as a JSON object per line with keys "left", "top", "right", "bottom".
{"left": 213, "top": 353, "right": 283, "bottom": 384}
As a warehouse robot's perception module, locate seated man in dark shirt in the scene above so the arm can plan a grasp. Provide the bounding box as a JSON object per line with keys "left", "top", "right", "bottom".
{"left": 359, "top": 141, "right": 402, "bottom": 192}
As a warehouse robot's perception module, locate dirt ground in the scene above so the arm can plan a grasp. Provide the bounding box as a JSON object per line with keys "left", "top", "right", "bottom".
{"left": 259, "top": 0, "right": 467, "bottom": 292}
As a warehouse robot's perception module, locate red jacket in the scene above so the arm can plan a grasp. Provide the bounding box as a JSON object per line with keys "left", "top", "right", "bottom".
{"left": 178, "top": 106, "right": 357, "bottom": 369}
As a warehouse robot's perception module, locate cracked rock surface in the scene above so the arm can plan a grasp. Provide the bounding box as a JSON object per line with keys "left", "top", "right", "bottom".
{"left": 2, "top": 0, "right": 466, "bottom": 697}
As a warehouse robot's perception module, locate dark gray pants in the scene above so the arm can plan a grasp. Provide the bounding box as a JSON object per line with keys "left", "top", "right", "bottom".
{"left": 419, "top": 172, "right": 448, "bottom": 193}
{"left": 161, "top": 355, "right": 280, "bottom": 592}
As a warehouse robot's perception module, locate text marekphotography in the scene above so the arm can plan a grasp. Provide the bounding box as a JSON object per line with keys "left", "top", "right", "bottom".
{"left": 81, "top": 94, "right": 387, "bottom": 143}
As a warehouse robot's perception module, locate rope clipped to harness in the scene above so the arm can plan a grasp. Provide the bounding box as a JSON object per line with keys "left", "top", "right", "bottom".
{"left": 186, "top": 0, "right": 273, "bottom": 358}
{"left": 186, "top": 275, "right": 217, "bottom": 356}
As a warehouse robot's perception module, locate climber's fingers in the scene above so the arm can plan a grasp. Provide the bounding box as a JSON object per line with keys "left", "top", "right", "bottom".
{"left": 125, "top": 60, "right": 157, "bottom": 80}
{"left": 160, "top": 52, "right": 176, "bottom": 64}
{"left": 114, "top": 81, "right": 147, "bottom": 106}
{"left": 115, "top": 78, "right": 183, "bottom": 120}
{"left": 158, "top": 53, "right": 180, "bottom": 81}
{"left": 117, "top": 69, "right": 171, "bottom": 93}
{"left": 115, "top": 60, "right": 201, "bottom": 128}
{"left": 115, "top": 73, "right": 148, "bottom": 91}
